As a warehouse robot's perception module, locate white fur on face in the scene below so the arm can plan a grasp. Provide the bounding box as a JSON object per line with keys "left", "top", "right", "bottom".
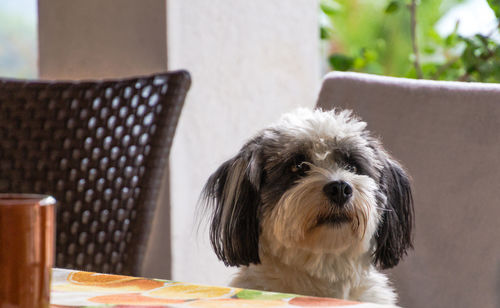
{"left": 273, "top": 108, "right": 368, "bottom": 141}
{"left": 260, "top": 108, "right": 382, "bottom": 259}
{"left": 261, "top": 165, "right": 380, "bottom": 256}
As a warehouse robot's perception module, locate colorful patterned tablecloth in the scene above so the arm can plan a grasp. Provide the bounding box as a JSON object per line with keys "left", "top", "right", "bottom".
{"left": 50, "top": 268, "right": 389, "bottom": 308}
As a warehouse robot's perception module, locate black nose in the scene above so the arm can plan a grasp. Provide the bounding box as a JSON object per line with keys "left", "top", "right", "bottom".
{"left": 323, "top": 181, "right": 353, "bottom": 207}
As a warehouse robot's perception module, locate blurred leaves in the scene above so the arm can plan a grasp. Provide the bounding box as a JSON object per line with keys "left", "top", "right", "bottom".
{"left": 328, "top": 54, "right": 354, "bottom": 71}
{"left": 321, "top": 0, "right": 500, "bottom": 83}
{"left": 385, "top": 1, "right": 401, "bottom": 14}
{"left": 458, "top": 34, "right": 500, "bottom": 81}
{"left": 320, "top": 0, "right": 342, "bottom": 15}
{"left": 320, "top": 26, "right": 331, "bottom": 39}
{"left": 487, "top": 0, "right": 500, "bottom": 18}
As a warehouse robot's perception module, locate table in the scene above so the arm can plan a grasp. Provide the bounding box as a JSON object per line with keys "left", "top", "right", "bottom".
{"left": 50, "top": 268, "right": 390, "bottom": 307}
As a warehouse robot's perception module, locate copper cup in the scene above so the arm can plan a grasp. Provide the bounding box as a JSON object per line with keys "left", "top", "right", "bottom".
{"left": 0, "top": 194, "right": 56, "bottom": 308}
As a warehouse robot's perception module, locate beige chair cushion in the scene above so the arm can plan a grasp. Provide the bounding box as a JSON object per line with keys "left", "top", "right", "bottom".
{"left": 316, "top": 72, "right": 500, "bottom": 308}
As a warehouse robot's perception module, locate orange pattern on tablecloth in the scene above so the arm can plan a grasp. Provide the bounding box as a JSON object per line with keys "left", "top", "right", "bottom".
{"left": 89, "top": 293, "right": 185, "bottom": 305}
{"left": 53, "top": 271, "right": 164, "bottom": 293}
{"left": 148, "top": 283, "right": 237, "bottom": 299}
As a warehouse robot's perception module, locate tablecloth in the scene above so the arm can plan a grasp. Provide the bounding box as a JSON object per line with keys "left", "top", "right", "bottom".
{"left": 50, "top": 268, "right": 390, "bottom": 307}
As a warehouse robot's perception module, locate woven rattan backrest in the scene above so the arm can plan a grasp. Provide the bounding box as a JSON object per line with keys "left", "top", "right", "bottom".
{"left": 0, "top": 71, "right": 190, "bottom": 275}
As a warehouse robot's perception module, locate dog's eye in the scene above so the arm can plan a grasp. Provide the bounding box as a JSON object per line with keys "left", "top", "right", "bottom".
{"left": 343, "top": 159, "right": 360, "bottom": 174}
{"left": 291, "top": 154, "right": 310, "bottom": 176}
{"left": 346, "top": 164, "right": 358, "bottom": 173}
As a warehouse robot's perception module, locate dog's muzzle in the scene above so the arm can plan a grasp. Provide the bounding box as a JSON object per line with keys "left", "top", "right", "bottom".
{"left": 323, "top": 181, "right": 353, "bottom": 207}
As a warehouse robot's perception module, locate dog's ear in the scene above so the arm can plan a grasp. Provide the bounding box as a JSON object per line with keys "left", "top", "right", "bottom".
{"left": 202, "top": 142, "right": 263, "bottom": 267}
{"left": 374, "top": 156, "right": 414, "bottom": 269}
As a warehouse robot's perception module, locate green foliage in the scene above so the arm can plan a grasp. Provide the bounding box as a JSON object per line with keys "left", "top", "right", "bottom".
{"left": 487, "top": 0, "right": 500, "bottom": 17}
{"left": 328, "top": 54, "right": 354, "bottom": 71}
{"left": 320, "top": 0, "right": 342, "bottom": 15}
{"left": 321, "top": 0, "right": 500, "bottom": 83}
{"left": 385, "top": 1, "right": 401, "bottom": 14}
{"left": 320, "top": 26, "right": 331, "bottom": 39}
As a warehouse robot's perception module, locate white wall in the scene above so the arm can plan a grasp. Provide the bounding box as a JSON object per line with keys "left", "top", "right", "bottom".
{"left": 165, "top": 0, "right": 320, "bottom": 285}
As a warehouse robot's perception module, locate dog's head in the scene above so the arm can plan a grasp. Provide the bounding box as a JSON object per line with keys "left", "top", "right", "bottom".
{"left": 202, "top": 108, "right": 413, "bottom": 270}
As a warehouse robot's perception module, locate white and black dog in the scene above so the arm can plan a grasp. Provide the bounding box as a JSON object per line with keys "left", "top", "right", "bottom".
{"left": 202, "top": 108, "right": 413, "bottom": 305}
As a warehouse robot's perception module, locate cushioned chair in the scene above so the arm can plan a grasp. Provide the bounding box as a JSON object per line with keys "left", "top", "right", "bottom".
{"left": 0, "top": 71, "right": 191, "bottom": 276}
{"left": 316, "top": 72, "right": 500, "bottom": 308}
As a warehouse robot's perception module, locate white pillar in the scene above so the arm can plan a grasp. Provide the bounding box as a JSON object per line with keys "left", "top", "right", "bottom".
{"left": 167, "top": 0, "right": 320, "bottom": 285}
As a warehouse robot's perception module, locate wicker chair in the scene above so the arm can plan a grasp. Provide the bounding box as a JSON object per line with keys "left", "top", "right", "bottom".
{"left": 0, "top": 71, "right": 190, "bottom": 276}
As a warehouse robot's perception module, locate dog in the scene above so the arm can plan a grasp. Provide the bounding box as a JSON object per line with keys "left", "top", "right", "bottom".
{"left": 201, "top": 108, "right": 413, "bottom": 305}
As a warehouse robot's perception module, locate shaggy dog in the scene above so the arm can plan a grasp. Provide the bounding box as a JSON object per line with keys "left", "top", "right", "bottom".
{"left": 202, "top": 108, "right": 413, "bottom": 305}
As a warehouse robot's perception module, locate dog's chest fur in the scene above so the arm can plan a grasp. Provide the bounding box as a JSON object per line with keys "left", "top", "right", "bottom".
{"left": 231, "top": 263, "right": 396, "bottom": 304}
{"left": 230, "top": 253, "right": 397, "bottom": 305}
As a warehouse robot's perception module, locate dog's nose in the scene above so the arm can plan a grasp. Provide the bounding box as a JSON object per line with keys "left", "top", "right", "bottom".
{"left": 323, "top": 181, "right": 353, "bottom": 207}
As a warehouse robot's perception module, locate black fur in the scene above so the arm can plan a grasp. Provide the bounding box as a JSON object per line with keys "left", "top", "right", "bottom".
{"left": 374, "top": 158, "right": 414, "bottom": 269}
{"left": 202, "top": 143, "right": 263, "bottom": 267}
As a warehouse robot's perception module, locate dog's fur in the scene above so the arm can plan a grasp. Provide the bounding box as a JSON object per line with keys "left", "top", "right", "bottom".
{"left": 202, "top": 108, "right": 413, "bottom": 305}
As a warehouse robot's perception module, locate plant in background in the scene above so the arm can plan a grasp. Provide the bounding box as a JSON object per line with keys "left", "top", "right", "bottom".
{"left": 320, "top": 0, "right": 500, "bottom": 82}
{"left": 0, "top": 1, "right": 37, "bottom": 78}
